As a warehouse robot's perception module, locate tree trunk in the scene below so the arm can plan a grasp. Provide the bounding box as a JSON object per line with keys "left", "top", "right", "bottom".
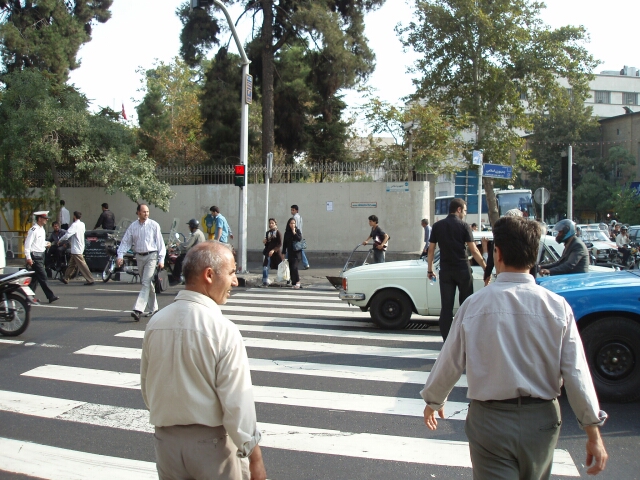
{"left": 261, "top": 0, "right": 274, "bottom": 172}
{"left": 483, "top": 176, "right": 500, "bottom": 226}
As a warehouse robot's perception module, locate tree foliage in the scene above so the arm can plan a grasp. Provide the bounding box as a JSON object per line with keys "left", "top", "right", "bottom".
{"left": 0, "top": 0, "right": 113, "bottom": 83}
{"left": 399, "top": 0, "right": 598, "bottom": 224}
{"left": 136, "top": 57, "right": 208, "bottom": 167}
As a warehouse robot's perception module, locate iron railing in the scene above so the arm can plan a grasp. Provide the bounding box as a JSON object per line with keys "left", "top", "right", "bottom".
{"left": 27, "top": 162, "right": 429, "bottom": 187}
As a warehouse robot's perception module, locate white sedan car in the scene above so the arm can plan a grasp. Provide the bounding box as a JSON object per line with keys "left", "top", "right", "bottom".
{"left": 339, "top": 234, "right": 613, "bottom": 329}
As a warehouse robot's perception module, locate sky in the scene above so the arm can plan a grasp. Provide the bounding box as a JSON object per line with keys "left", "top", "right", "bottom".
{"left": 68, "top": 0, "right": 640, "bottom": 132}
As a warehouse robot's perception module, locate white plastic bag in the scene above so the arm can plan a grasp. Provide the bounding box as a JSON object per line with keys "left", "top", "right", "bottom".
{"left": 276, "top": 259, "right": 290, "bottom": 282}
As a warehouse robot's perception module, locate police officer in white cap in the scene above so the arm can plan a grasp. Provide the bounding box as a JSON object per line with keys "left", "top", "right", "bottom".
{"left": 24, "top": 211, "right": 59, "bottom": 304}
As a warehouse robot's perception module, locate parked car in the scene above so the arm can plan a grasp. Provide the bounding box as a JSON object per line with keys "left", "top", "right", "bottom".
{"left": 578, "top": 228, "right": 618, "bottom": 265}
{"left": 339, "top": 233, "right": 613, "bottom": 330}
{"left": 538, "top": 271, "right": 640, "bottom": 403}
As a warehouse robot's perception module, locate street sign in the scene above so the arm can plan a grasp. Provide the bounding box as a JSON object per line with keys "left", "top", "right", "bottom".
{"left": 534, "top": 187, "right": 550, "bottom": 205}
{"left": 482, "top": 164, "right": 512, "bottom": 179}
{"left": 245, "top": 74, "right": 253, "bottom": 105}
{"left": 472, "top": 150, "right": 483, "bottom": 166}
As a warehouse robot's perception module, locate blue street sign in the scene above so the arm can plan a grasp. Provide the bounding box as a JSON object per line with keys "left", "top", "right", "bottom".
{"left": 482, "top": 164, "right": 512, "bottom": 179}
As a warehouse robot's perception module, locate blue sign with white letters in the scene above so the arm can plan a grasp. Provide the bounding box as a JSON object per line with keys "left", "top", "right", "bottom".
{"left": 482, "top": 164, "right": 512, "bottom": 179}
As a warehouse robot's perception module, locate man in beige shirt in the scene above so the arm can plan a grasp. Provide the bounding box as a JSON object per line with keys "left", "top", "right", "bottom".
{"left": 141, "top": 241, "right": 266, "bottom": 480}
{"left": 421, "top": 216, "right": 608, "bottom": 478}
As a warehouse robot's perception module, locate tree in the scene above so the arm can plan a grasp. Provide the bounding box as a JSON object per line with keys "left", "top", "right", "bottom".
{"left": 179, "top": 0, "right": 385, "bottom": 166}
{"left": 0, "top": 0, "right": 113, "bottom": 83}
{"left": 399, "top": 0, "right": 598, "bottom": 225}
{"left": 136, "top": 57, "right": 208, "bottom": 167}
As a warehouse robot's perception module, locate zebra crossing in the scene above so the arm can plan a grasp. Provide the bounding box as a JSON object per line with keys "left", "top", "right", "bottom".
{"left": 0, "top": 285, "right": 582, "bottom": 479}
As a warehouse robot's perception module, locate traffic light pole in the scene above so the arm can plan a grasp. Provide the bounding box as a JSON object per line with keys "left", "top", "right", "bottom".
{"left": 204, "top": 0, "right": 250, "bottom": 273}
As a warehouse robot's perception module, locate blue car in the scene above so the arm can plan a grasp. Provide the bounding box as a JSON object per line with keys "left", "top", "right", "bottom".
{"left": 538, "top": 270, "right": 640, "bottom": 403}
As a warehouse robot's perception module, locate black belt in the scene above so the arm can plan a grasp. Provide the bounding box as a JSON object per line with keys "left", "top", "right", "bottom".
{"left": 31, "top": 252, "right": 44, "bottom": 258}
{"left": 137, "top": 251, "right": 157, "bottom": 256}
{"left": 484, "top": 397, "right": 554, "bottom": 406}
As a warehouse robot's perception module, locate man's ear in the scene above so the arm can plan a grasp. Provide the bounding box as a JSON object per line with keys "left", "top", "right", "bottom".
{"left": 202, "top": 267, "right": 214, "bottom": 285}
{"left": 494, "top": 245, "right": 503, "bottom": 264}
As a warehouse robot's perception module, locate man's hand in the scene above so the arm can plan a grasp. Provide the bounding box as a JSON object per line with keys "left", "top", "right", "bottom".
{"left": 424, "top": 405, "right": 445, "bottom": 431}
{"left": 585, "top": 427, "right": 608, "bottom": 475}
{"left": 376, "top": 244, "right": 384, "bottom": 250}
{"left": 26, "top": 258, "right": 33, "bottom": 267}
{"left": 158, "top": 263, "right": 164, "bottom": 270}
{"left": 362, "top": 240, "right": 368, "bottom": 245}
{"left": 428, "top": 271, "right": 437, "bottom": 281}
{"left": 481, "top": 237, "right": 489, "bottom": 254}
{"left": 116, "top": 258, "right": 123, "bottom": 268}
{"left": 230, "top": 234, "right": 234, "bottom": 240}
{"left": 484, "top": 277, "right": 491, "bottom": 287}
{"left": 249, "top": 445, "right": 267, "bottom": 480}
{"left": 539, "top": 268, "right": 550, "bottom": 276}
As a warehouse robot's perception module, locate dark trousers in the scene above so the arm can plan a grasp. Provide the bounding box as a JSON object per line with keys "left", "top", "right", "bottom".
{"left": 171, "top": 254, "right": 185, "bottom": 282}
{"left": 619, "top": 247, "right": 631, "bottom": 265}
{"left": 289, "top": 251, "right": 300, "bottom": 284}
{"left": 29, "top": 253, "right": 55, "bottom": 300}
{"left": 438, "top": 267, "right": 473, "bottom": 341}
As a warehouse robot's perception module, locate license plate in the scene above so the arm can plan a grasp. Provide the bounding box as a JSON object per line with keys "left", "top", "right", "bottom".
{"left": 21, "top": 286, "right": 35, "bottom": 296}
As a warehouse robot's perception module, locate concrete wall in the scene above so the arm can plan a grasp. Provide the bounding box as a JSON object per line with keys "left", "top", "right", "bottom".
{"left": 51, "top": 181, "right": 431, "bottom": 255}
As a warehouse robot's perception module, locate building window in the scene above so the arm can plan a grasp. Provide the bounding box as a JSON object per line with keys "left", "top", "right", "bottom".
{"left": 594, "top": 91, "right": 611, "bottom": 104}
{"left": 624, "top": 92, "right": 637, "bottom": 105}
{"left": 519, "top": 91, "right": 527, "bottom": 101}
{"left": 566, "top": 88, "right": 574, "bottom": 100}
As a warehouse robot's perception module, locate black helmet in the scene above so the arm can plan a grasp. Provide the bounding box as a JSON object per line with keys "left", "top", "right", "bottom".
{"left": 187, "top": 219, "right": 200, "bottom": 228}
{"left": 621, "top": 225, "right": 628, "bottom": 231}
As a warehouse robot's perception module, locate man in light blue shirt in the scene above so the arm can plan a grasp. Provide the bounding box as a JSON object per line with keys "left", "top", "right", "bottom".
{"left": 421, "top": 218, "right": 431, "bottom": 256}
{"left": 211, "top": 206, "right": 233, "bottom": 243}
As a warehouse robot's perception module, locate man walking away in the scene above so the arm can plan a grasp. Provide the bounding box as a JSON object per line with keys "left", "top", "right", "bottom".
{"left": 46, "top": 221, "right": 67, "bottom": 278}
{"left": 291, "top": 205, "right": 309, "bottom": 269}
{"left": 362, "top": 215, "right": 389, "bottom": 264}
{"left": 539, "top": 219, "right": 589, "bottom": 276}
{"left": 421, "top": 219, "right": 431, "bottom": 257}
{"left": 58, "top": 211, "right": 95, "bottom": 285}
{"left": 427, "top": 198, "right": 486, "bottom": 341}
{"left": 94, "top": 203, "right": 116, "bottom": 230}
{"left": 421, "top": 216, "right": 608, "bottom": 478}
{"left": 211, "top": 206, "right": 234, "bottom": 243}
{"left": 24, "top": 211, "right": 59, "bottom": 304}
{"left": 141, "top": 242, "right": 267, "bottom": 480}
{"left": 117, "top": 203, "right": 166, "bottom": 321}
{"left": 59, "top": 200, "right": 70, "bottom": 230}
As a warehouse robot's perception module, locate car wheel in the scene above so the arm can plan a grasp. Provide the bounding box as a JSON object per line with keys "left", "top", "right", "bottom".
{"left": 370, "top": 289, "right": 413, "bottom": 330}
{"left": 581, "top": 317, "right": 640, "bottom": 403}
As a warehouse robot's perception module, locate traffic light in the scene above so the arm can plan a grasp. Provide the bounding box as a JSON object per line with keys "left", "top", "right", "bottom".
{"left": 191, "top": 0, "right": 213, "bottom": 9}
{"left": 234, "top": 164, "right": 246, "bottom": 187}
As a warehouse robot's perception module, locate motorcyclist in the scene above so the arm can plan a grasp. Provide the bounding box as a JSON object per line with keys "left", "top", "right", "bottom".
{"left": 616, "top": 225, "right": 631, "bottom": 267}
{"left": 170, "top": 219, "right": 205, "bottom": 285}
{"left": 539, "top": 219, "right": 589, "bottom": 276}
{"left": 610, "top": 221, "right": 620, "bottom": 242}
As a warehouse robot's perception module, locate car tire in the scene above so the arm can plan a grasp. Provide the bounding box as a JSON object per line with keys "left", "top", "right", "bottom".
{"left": 581, "top": 316, "right": 640, "bottom": 403}
{"left": 370, "top": 289, "right": 413, "bottom": 330}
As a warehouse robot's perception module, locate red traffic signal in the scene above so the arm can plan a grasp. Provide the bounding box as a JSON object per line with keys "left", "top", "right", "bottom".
{"left": 234, "top": 164, "right": 246, "bottom": 187}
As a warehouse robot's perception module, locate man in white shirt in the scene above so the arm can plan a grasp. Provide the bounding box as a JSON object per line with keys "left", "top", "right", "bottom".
{"left": 421, "top": 218, "right": 431, "bottom": 257}
{"left": 291, "top": 204, "right": 309, "bottom": 268}
{"left": 141, "top": 241, "right": 266, "bottom": 480}
{"left": 616, "top": 225, "right": 631, "bottom": 266}
{"left": 58, "top": 211, "right": 94, "bottom": 286}
{"left": 58, "top": 200, "right": 70, "bottom": 230}
{"left": 24, "top": 211, "right": 58, "bottom": 304}
{"left": 117, "top": 203, "right": 166, "bottom": 321}
{"left": 421, "top": 216, "right": 608, "bottom": 478}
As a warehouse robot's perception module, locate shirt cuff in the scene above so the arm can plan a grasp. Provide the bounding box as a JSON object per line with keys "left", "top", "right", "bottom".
{"left": 578, "top": 410, "right": 608, "bottom": 429}
{"left": 236, "top": 428, "right": 262, "bottom": 458}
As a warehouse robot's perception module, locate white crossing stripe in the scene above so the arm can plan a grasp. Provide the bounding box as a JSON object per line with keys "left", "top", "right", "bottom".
{"left": 248, "top": 288, "right": 339, "bottom": 295}
{"left": 116, "top": 325, "right": 441, "bottom": 344}
{"left": 19, "top": 366, "right": 466, "bottom": 421}
{"left": 32, "top": 305, "right": 78, "bottom": 309}
{"left": 84, "top": 308, "right": 124, "bottom": 313}
{"left": 0, "top": 436, "right": 157, "bottom": 480}
{"left": 226, "top": 314, "right": 377, "bottom": 329}
{"left": 95, "top": 288, "right": 140, "bottom": 293}
{"left": 219, "top": 304, "right": 370, "bottom": 318}
{"left": 0, "top": 339, "right": 24, "bottom": 344}
{"left": 225, "top": 298, "right": 353, "bottom": 309}
{"left": 0, "top": 391, "right": 579, "bottom": 476}
{"left": 233, "top": 292, "right": 342, "bottom": 302}
{"left": 75, "top": 340, "right": 440, "bottom": 360}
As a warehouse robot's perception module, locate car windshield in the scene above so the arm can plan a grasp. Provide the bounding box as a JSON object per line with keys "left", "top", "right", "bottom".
{"left": 581, "top": 229, "right": 610, "bottom": 242}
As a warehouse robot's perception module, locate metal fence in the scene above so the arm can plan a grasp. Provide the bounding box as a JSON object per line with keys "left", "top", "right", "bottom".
{"left": 27, "top": 162, "right": 429, "bottom": 187}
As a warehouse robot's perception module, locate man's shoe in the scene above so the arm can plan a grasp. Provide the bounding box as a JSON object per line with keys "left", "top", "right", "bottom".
{"left": 83, "top": 281, "right": 95, "bottom": 286}
{"left": 31, "top": 298, "right": 41, "bottom": 304}
{"left": 304, "top": 265, "right": 310, "bottom": 270}
{"left": 48, "top": 296, "right": 60, "bottom": 304}
{"left": 131, "top": 310, "right": 141, "bottom": 322}
{"left": 58, "top": 278, "right": 68, "bottom": 284}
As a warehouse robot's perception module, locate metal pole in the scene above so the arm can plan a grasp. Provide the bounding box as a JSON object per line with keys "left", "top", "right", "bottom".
{"left": 478, "top": 167, "right": 482, "bottom": 229}
{"left": 212, "top": 0, "right": 251, "bottom": 273}
{"left": 541, "top": 197, "right": 545, "bottom": 224}
{"left": 264, "top": 153, "right": 272, "bottom": 233}
{"left": 567, "top": 145, "right": 573, "bottom": 221}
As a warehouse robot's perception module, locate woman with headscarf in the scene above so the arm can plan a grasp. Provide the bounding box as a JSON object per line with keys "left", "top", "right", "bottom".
{"left": 262, "top": 218, "right": 282, "bottom": 287}
{"left": 281, "top": 217, "right": 303, "bottom": 289}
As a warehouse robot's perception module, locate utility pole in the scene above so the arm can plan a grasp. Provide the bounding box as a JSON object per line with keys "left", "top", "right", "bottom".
{"left": 191, "top": 0, "right": 251, "bottom": 273}
{"left": 567, "top": 145, "right": 573, "bottom": 221}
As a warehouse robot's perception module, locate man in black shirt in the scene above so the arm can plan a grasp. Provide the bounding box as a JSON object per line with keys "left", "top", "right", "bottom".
{"left": 362, "top": 215, "right": 389, "bottom": 263}
{"left": 45, "top": 221, "right": 68, "bottom": 278}
{"left": 94, "top": 203, "right": 116, "bottom": 230}
{"left": 427, "top": 198, "right": 486, "bottom": 340}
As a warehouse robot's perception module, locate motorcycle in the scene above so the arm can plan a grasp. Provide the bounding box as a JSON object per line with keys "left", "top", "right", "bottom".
{"left": 0, "top": 269, "right": 35, "bottom": 336}
{"left": 608, "top": 242, "right": 638, "bottom": 270}
{"left": 101, "top": 231, "right": 138, "bottom": 282}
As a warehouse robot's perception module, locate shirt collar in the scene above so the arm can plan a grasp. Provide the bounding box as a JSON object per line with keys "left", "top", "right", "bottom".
{"left": 174, "top": 289, "right": 223, "bottom": 314}
{"left": 495, "top": 272, "right": 535, "bottom": 284}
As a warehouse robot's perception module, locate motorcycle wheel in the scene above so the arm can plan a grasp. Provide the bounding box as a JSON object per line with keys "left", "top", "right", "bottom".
{"left": 0, "top": 293, "right": 31, "bottom": 337}
{"left": 102, "top": 257, "right": 116, "bottom": 283}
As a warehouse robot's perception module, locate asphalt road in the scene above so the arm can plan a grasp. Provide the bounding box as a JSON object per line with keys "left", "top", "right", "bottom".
{"left": 0, "top": 266, "right": 638, "bottom": 479}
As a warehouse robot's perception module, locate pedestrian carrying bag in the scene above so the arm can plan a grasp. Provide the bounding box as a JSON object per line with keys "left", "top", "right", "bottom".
{"left": 293, "top": 239, "right": 307, "bottom": 251}
{"left": 276, "top": 259, "right": 291, "bottom": 282}
{"left": 154, "top": 269, "right": 169, "bottom": 293}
